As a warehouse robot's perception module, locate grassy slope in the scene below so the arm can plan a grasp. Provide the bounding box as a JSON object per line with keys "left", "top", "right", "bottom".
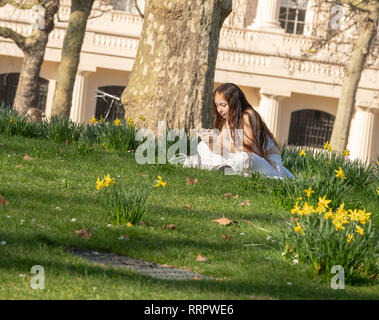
{"left": 0, "top": 134, "right": 378, "bottom": 299}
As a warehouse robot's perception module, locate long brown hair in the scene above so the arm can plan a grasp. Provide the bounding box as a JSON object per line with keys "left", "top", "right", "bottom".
{"left": 212, "top": 83, "right": 278, "bottom": 164}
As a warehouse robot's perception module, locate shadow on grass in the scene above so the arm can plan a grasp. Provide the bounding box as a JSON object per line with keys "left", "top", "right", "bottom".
{"left": 0, "top": 230, "right": 377, "bottom": 300}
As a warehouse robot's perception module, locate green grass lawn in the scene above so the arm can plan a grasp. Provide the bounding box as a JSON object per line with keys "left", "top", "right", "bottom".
{"left": 0, "top": 134, "right": 378, "bottom": 299}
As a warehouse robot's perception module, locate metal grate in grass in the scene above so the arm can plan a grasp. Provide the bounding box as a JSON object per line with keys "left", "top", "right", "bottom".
{"left": 71, "top": 248, "right": 209, "bottom": 280}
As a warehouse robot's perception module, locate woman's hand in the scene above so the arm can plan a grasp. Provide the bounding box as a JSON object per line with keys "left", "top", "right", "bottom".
{"left": 197, "top": 129, "right": 221, "bottom": 144}
{"left": 197, "top": 129, "right": 223, "bottom": 154}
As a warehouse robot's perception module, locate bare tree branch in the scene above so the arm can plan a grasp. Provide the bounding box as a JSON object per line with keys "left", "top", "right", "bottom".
{"left": 0, "top": 26, "right": 26, "bottom": 49}
{"left": 134, "top": 0, "right": 144, "bottom": 18}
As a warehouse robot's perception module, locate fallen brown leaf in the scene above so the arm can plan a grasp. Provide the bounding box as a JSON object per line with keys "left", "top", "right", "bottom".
{"left": 74, "top": 229, "right": 91, "bottom": 239}
{"left": 122, "top": 234, "right": 130, "bottom": 240}
{"left": 196, "top": 254, "right": 209, "bottom": 263}
{"left": 161, "top": 264, "right": 174, "bottom": 268}
{"left": 212, "top": 217, "right": 236, "bottom": 226}
{"left": 185, "top": 204, "right": 193, "bottom": 210}
{"left": 186, "top": 177, "right": 199, "bottom": 185}
{"left": 223, "top": 193, "right": 233, "bottom": 198}
{"left": 233, "top": 194, "right": 239, "bottom": 199}
{"left": 162, "top": 224, "right": 176, "bottom": 230}
{"left": 193, "top": 276, "right": 202, "bottom": 280}
{"left": 240, "top": 200, "right": 251, "bottom": 207}
{"left": 23, "top": 154, "right": 34, "bottom": 161}
{"left": 368, "top": 274, "right": 377, "bottom": 279}
{"left": 215, "top": 277, "right": 227, "bottom": 281}
{"left": 221, "top": 234, "right": 232, "bottom": 240}
{"left": 0, "top": 195, "right": 8, "bottom": 206}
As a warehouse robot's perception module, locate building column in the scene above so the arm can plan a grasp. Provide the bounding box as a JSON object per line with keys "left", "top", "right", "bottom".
{"left": 248, "top": 0, "right": 284, "bottom": 32}
{"left": 44, "top": 79, "right": 56, "bottom": 119}
{"left": 303, "top": 0, "right": 316, "bottom": 36}
{"left": 347, "top": 106, "right": 376, "bottom": 163}
{"left": 258, "top": 88, "right": 291, "bottom": 139}
{"left": 70, "top": 70, "right": 90, "bottom": 123}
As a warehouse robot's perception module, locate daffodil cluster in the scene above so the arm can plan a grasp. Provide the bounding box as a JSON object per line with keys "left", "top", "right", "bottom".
{"left": 298, "top": 149, "right": 306, "bottom": 157}
{"left": 290, "top": 190, "right": 372, "bottom": 244}
{"left": 96, "top": 174, "right": 115, "bottom": 190}
{"left": 90, "top": 115, "right": 104, "bottom": 124}
{"left": 324, "top": 141, "right": 332, "bottom": 151}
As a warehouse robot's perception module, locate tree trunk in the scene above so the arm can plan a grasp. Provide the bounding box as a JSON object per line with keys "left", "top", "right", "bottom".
{"left": 51, "top": 0, "right": 94, "bottom": 119}
{"left": 6, "top": 1, "right": 59, "bottom": 114}
{"left": 330, "top": 3, "right": 379, "bottom": 153}
{"left": 121, "top": 0, "right": 232, "bottom": 133}
{"left": 13, "top": 46, "right": 46, "bottom": 112}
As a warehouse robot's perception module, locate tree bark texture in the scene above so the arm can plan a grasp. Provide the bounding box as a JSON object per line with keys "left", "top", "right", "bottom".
{"left": 0, "top": 0, "right": 60, "bottom": 114}
{"left": 330, "top": 2, "right": 379, "bottom": 152}
{"left": 51, "top": 0, "right": 94, "bottom": 119}
{"left": 121, "top": 0, "right": 232, "bottom": 133}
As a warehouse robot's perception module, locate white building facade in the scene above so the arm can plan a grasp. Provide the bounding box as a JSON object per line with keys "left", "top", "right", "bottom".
{"left": 0, "top": 0, "right": 378, "bottom": 163}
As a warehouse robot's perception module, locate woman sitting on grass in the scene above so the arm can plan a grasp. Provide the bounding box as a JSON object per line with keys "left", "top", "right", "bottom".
{"left": 172, "top": 83, "right": 293, "bottom": 179}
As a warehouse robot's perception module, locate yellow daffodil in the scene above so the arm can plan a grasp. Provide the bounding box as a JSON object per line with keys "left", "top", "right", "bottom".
{"left": 9, "top": 117, "right": 15, "bottom": 124}
{"left": 302, "top": 202, "right": 315, "bottom": 216}
{"left": 291, "top": 201, "right": 302, "bottom": 215}
{"left": 126, "top": 222, "right": 133, "bottom": 228}
{"left": 304, "top": 188, "right": 315, "bottom": 198}
{"left": 324, "top": 141, "right": 332, "bottom": 151}
{"left": 293, "top": 222, "right": 305, "bottom": 235}
{"left": 324, "top": 208, "right": 333, "bottom": 220}
{"left": 335, "top": 203, "right": 346, "bottom": 215}
{"left": 114, "top": 118, "right": 121, "bottom": 126}
{"left": 343, "top": 149, "right": 350, "bottom": 156}
{"left": 348, "top": 209, "right": 360, "bottom": 222}
{"left": 318, "top": 195, "right": 332, "bottom": 209}
{"left": 347, "top": 233, "right": 354, "bottom": 243}
{"left": 296, "top": 196, "right": 303, "bottom": 201}
{"left": 98, "top": 115, "right": 104, "bottom": 123}
{"left": 299, "top": 149, "right": 306, "bottom": 157}
{"left": 128, "top": 117, "right": 134, "bottom": 126}
{"left": 103, "top": 174, "right": 115, "bottom": 187}
{"left": 334, "top": 167, "right": 345, "bottom": 179}
{"left": 96, "top": 177, "right": 104, "bottom": 190}
{"left": 90, "top": 115, "right": 97, "bottom": 123}
{"left": 139, "top": 116, "right": 146, "bottom": 121}
{"left": 154, "top": 175, "right": 167, "bottom": 187}
{"left": 356, "top": 225, "right": 364, "bottom": 236}
{"left": 358, "top": 209, "right": 371, "bottom": 224}
{"left": 334, "top": 221, "right": 345, "bottom": 231}
{"left": 376, "top": 187, "right": 379, "bottom": 195}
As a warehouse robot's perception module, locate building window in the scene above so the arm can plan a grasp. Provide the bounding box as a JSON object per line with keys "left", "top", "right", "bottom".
{"left": 110, "top": 0, "right": 144, "bottom": 14}
{"left": 288, "top": 109, "right": 335, "bottom": 148}
{"left": 95, "top": 86, "right": 125, "bottom": 121}
{"left": 0, "top": 73, "right": 48, "bottom": 112}
{"left": 279, "top": 0, "right": 307, "bottom": 35}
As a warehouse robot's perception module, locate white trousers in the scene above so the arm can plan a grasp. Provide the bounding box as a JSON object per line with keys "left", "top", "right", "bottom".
{"left": 197, "top": 141, "right": 294, "bottom": 179}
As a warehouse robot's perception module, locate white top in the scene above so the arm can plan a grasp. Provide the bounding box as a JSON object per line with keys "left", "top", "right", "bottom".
{"left": 222, "top": 121, "right": 275, "bottom": 152}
